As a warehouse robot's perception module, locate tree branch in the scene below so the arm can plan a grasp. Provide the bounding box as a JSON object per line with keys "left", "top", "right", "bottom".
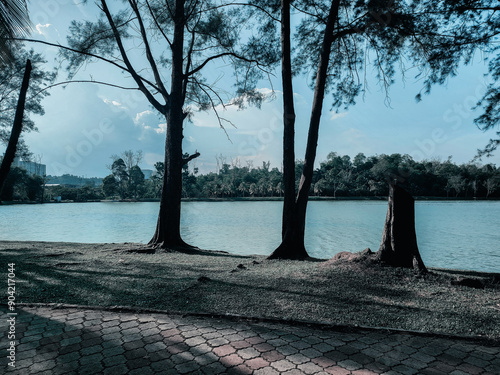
{"left": 15, "top": 37, "right": 161, "bottom": 93}
{"left": 129, "top": 0, "right": 169, "bottom": 103}
{"left": 182, "top": 151, "right": 201, "bottom": 165}
{"left": 31, "top": 79, "right": 140, "bottom": 98}
{"left": 186, "top": 52, "right": 260, "bottom": 77}
{"left": 145, "top": 0, "right": 173, "bottom": 47}
{"left": 100, "top": 0, "right": 166, "bottom": 113}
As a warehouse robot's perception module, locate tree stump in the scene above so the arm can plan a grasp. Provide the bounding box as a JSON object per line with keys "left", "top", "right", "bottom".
{"left": 376, "top": 183, "right": 427, "bottom": 273}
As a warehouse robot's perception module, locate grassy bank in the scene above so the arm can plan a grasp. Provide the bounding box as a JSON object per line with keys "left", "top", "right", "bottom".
{"left": 1, "top": 241, "right": 499, "bottom": 340}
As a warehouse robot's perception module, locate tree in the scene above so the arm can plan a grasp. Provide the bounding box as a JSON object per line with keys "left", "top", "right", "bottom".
{"left": 269, "top": 0, "right": 485, "bottom": 259}
{"left": 484, "top": 177, "right": 499, "bottom": 198}
{"left": 0, "top": 0, "right": 35, "bottom": 197}
{"left": 0, "top": 165, "right": 26, "bottom": 200}
{"left": 102, "top": 174, "right": 117, "bottom": 198}
{"left": 111, "top": 158, "right": 128, "bottom": 199}
{"left": 0, "top": 0, "right": 31, "bottom": 65}
{"left": 0, "top": 58, "right": 31, "bottom": 197}
{"left": 0, "top": 48, "right": 55, "bottom": 198}
{"left": 129, "top": 165, "right": 145, "bottom": 198}
{"left": 122, "top": 150, "right": 143, "bottom": 171}
{"left": 447, "top": 175, "right": 466, "bottom": 197}
{"left": 270, "top": 0, "right": 408, "bottom": 259}
{"left": 37, "top": 0, "right": 274, "bottom": 250}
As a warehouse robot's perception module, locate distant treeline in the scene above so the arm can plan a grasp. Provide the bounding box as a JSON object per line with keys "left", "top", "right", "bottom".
{"left": 182, "top": 153, "right": 500, "bottom": 199}
{"left": 2, "top": 152, "right": 499, "bottom": 203}
{"left": 46, "top": 174, "right": 103, "bottom": 186}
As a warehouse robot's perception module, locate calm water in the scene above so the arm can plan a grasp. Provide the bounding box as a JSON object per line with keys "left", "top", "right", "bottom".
{"left": 0, "top": 200, "right": 499, "bottom": 272}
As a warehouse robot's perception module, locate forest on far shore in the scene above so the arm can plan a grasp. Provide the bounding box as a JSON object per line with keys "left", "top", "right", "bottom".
{"left": 3, "top": 152, "right": 497, "bottom": 203}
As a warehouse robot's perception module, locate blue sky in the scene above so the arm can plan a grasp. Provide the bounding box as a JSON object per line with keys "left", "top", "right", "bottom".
{"left": 14, "top": 0, "right": 500, "bottom": 177}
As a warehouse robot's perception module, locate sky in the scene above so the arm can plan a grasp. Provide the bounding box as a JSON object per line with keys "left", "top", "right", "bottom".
{"left": 10, "top": 0, "right": 500, "bottom": 178}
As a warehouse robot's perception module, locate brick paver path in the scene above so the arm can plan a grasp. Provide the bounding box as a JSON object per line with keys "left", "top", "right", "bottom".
{"left": 1, "top": 306, "right": 499, "bottom": 374}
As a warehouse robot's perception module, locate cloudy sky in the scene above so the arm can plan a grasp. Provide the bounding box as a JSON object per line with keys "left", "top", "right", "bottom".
{"left": 13, "top": 0, "right": 500, "bottom": 177}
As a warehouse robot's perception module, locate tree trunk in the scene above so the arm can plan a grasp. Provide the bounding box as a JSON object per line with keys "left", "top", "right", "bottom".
{"left": 280, "top": 0, "right": 296, "bottom": 240}
{"left": 269, "top": 1, "right": 340, "bottom": 260}
{"left": 376, "top": 183, "right": 427, "bottom": 272}
{"left": 149, "top": 1, "right": 191, "bottom": 250}
{"left": 0, "top": 59, "right": 31, "bottom": 197}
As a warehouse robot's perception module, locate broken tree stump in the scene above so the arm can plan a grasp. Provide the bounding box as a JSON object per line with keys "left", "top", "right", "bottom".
{"left": 376, "top": 183, "right": 427, "bottom": 273}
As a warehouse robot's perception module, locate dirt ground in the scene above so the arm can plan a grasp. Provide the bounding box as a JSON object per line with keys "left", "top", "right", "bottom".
{"left": 1, "top": 241, "right": 499, "bottom": 340}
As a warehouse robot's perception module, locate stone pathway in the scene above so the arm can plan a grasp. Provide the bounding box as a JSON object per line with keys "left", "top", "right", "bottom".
{"left": 1, "top": 306, "right": 499, "bottom": 374}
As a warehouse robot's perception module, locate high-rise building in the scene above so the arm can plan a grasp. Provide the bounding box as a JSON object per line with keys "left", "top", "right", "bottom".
{"left": 13, "top": 157, "right": 46, "bottom": 177}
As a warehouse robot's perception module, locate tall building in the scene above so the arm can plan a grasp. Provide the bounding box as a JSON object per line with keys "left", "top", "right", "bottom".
{"left": 13, "top": 157, "right": 46, "bottom": 177}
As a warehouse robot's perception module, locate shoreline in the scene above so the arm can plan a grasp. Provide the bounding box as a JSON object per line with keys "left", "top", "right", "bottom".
{"left": 2, "top": 240, "right": 499, "bottom": 340}
{"left": 2, "top": 195, "right": 500, "bottom": 205}
{"left": 2, "top": 239, "right": 499, "bottom": 277}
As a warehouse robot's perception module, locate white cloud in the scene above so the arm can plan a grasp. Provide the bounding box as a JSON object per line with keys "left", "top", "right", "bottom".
{"left": 103, "top": 98, "right": 126, "bottom": 110}
{"left": 155, "top": 123, "right": 167, "bottom": 134}
{"left": 191, "top": 110, "right": 224, "bottom": 128}
{"left": 133, "top": 110, "right": 167, "bottom": 134}
{"left": 330, "top": 111, "right": 349, "bottom": 121}
{"left": 133, "top": 110, "right": 154, "bottom": 125}
{"left": 35, "top": 23, "right": 51, "bottom": 35}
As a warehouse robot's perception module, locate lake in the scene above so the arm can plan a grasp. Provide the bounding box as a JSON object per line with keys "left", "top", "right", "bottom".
{"left": 1, "top": 200, "right": 499, "bottom": 273}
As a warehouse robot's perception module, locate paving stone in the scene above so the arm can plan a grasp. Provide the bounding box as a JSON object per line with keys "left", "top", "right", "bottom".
{"left": 324, "top": 365, "right": 351, "bottom": 375}
{"left": 246, "top": 357, "right": 269, "bottom": 370}
{"left": 175, "top": 360, "right": 201, "bottom": 374}
{"left": 287, "top": 353, "right": 310, "bottom": 364}
{"left": 338, "top": 359, "right": 363, "bottom": 371}
{"left": 201, "top": 361, "right": 227, "bottom": 374}
{"left": 213, "top": 344, "right": 236, "bottom": 357}
{"left": 297, "top": 361, "right": 325, "bottom": 374}
{"left": 261, "top": 350, "right": 286, "bottom": 362}
{"left": 8, "top": 306, "right": 500, "bottom": 375}
{"left": 254, "top": 368, "right": 280, "bottom": 375}
{"left": 271, "top": 359, "right": 296, "bottom": 372}
{"left": 277, "top": 344, "right": 299, "bottom": 355}
{"left": 246, "top": 336, "right": 266, "bottom": 345}
{"left": 103, "top": 363, "right": 129, "bottom": 375}
{"left": 238, "top": 347, "right": 261, "bottom": 359}
{"left": 227, "top": 364, "right": 253, "bottom": 374}
{"left": 128, "top": 367, "right": 155, "bottom": 375}
{"left": 222, "top": 353, "right": 244, "bottom": 367}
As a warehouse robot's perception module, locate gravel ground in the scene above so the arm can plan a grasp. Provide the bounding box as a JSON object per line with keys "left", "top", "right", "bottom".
{"left": 1, "top": 240, "right": 499, "bottom": 340}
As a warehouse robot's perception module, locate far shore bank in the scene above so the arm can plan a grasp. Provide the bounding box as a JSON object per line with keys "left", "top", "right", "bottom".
{"left": 2, "top": 195, "right": 500, "bottom": 205}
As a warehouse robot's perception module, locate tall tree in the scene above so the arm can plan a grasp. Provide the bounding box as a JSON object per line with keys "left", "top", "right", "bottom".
{"left": 0, "top": 58, "right": 31, "bottom": 196}
{"left": 270, "top": 0, "right": 341, "bottom": 259}
{"left": 29, "top": 0, "right": 274, "bottom": 250}
{"left": 0, "top": 1, "right": 38, "bottom": 198}
{"left": 269, "top": 0, "right": 481, "bottom": 259}
{"left": 0, "top": 49, "right": 54, "bottom": 158}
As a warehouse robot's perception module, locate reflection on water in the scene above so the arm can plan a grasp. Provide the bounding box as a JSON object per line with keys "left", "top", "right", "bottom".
{"left": 1, "top": 200, "right": 499, "bottom": 272}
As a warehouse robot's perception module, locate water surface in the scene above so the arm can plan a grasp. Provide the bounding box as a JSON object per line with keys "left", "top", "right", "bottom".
{"left": 1, "top": 200, "right": 499, "bottom": 272}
